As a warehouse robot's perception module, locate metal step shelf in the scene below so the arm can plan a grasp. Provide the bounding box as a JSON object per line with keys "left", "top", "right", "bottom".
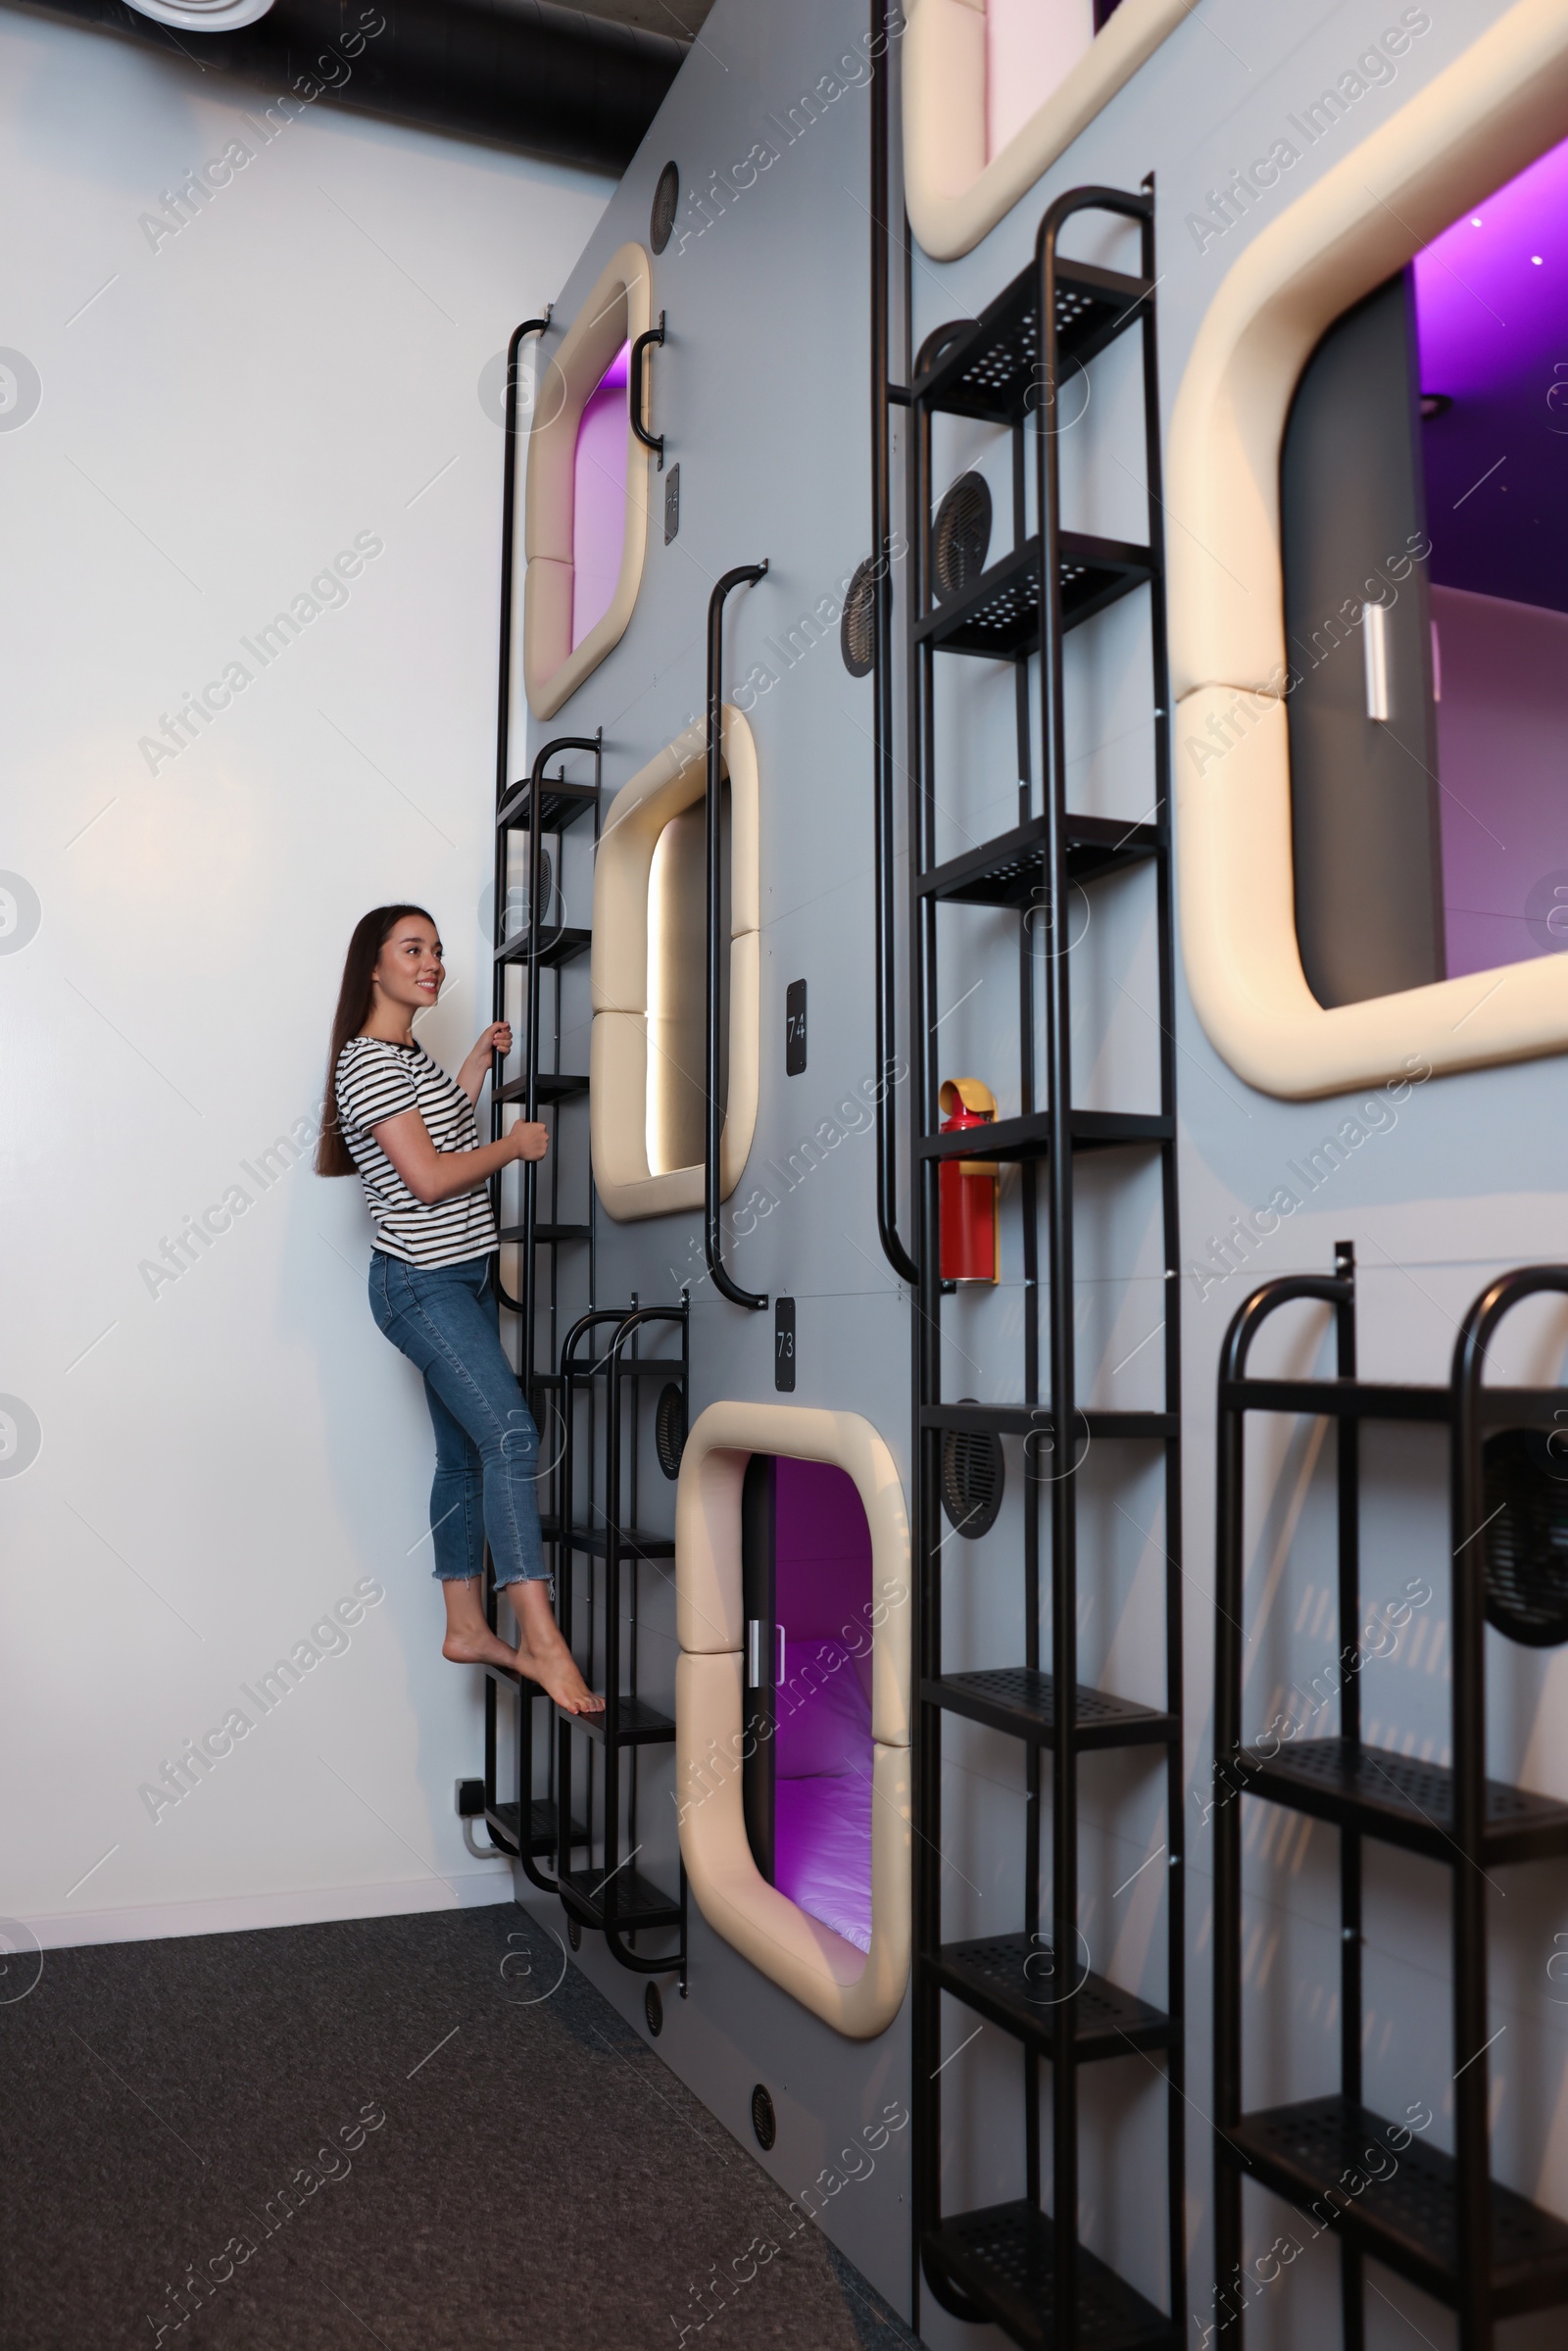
{"left": 497, "top": 773, "right": 600, "bottom": 834}
{"left": 1214, "top": 1247, "right": 1568, "bottom": 2350}
{"left": 911, "top": 254, "right": 1152, "bottom": 426}
{"left": 494, "top": 923, "right": 591, "bottom": 970}
{"left": 907, "top": 179, "right": 1183, "bottom": 2351}
{"left": 924, "top": 2206, "right": 1175, "bottom": 2351}
{"left": 925, "top": 1668, "right": 1175, "bottom": 1752}
{"left": 932, "top": 1935, "right": 1175, "bottom": 2063}
{"left": 484, "top": 1796, "right": 587, "bottom": 1859}
{"left": 918, "top": 809, "right": 1162, "bottom": 906}
{"left": 922, "top": 1402, "right": 1175, "bottom": 1441}
{"left": 913, "top": 530, "right": 1152, "bottom": 661}
{"left": 558, "top": 1863, "right": 682, "bottom": 1936}
{"left": 1218, "top": 2095, "right": 1568, "bottom": 2321}
{"left": 917, "top": 1108, "right": 1170, "bottom": 1163}
{"left": 1218, "top": 1736, "right": 1568, "bottom": 1867}
{"left": 494, "top": 1070, "right": 588, "bottom": 1106}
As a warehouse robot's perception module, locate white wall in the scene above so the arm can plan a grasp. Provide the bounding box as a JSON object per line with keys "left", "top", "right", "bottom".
{"left": 0, "top": 5, "right": 610, "bottom": 1950}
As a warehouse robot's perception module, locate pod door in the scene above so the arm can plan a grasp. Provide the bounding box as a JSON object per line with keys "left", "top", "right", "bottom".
{"left": 742, "top": 1454, "right": 875, "bottom": 1956}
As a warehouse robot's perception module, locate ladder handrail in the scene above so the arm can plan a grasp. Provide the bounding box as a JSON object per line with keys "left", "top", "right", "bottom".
{"left": 705, "top": 562, "right": 768, "bottom": 1311}
{"left": 869, "top": 15, "right": 917, "bottom": 1289}
{"left": 1450, "top": 1261, "right": 1568, "bottom": 2343}
{"left": 493, "top": 314, "right": 551, "bottom": 814}
{"left": 1034, "top": 182, "right": 1154, "bottom": 2339}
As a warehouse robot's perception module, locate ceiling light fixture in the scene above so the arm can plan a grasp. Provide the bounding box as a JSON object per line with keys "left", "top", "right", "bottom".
{"left": 122, "top": 0, "right": 274, "bottom": 28}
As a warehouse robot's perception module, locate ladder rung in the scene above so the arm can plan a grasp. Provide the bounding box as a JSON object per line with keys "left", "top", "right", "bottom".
{"left": 558, "top": 1863, "right": 681, "bottom": 1931}
{"left": 912, "top": 531, "right": 1152, "bottom": 661}
{"left": 572, "top": 1694, "right": 674, "bottom": 1746}
{"left": 542, "top": 1519, "right": 675, "bottom": 1560}
{"left": 1221, "top": 2095, "right": 1568, "bottom": 2316}
{"left": 916, "top": 1109, "right": 1171, "bottom": 1163}
{"left": 917, "top": 810, "right": 1162, "bottom": 906}
{"left": 1221, "top": 1738, "right": 1568, "bottom": 1866}
{"left": 497, "top": 777, "right": 600, "bottom": 833}
{"left": 484, "top": 1798, "right": 588, "bottom": 1855}
{"left": 494, "top": 925, "right": 591, "bottom": 969}
{"left": 922, "top": 1404, "right": 1176, "bottom": 1441}
{"left": 924, "top": 1668, "right": 1175, "bottom": 1752}
{"left": 494, "top": 1071, "right": 589, "bottom": 1106}
{"left": 931, "top": 1935, "right": 1175, "bottom": 2062}
{"left": 911, "top": 253, "right": 1152, "bottom": 423}
{"left": 924, "top": 2204, "right": 1173, "bottom": 2351}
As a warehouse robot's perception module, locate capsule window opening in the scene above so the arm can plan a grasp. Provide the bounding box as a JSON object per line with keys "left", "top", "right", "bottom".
{"left": 742, "top": 1454, "right": 875, "bottom": 1956}
{"left": 645, "top": 773, "right": 730, "bottom": 1178}
{"left": 570, "top": 341, "right": 630, "bottom": 652}
{"left": 1283, "top": 129, "right": 1568, "bottom": 1008}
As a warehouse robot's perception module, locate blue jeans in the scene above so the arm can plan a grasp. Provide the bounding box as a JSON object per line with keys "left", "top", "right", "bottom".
{"left": 368, "top": 1252, "right": 548, "bottom": 1587}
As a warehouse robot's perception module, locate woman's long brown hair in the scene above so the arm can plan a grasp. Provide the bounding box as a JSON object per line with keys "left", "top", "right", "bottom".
{"left": 315, "top": 905, "right": 435, "bottom": 1176}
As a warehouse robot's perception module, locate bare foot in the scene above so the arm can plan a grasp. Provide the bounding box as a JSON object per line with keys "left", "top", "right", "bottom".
{"left": 441, "top": 1624, "right": 525, "bottom": 1673}
{"left": 513, "top": 1632, "right": 605, "bottom": 1716}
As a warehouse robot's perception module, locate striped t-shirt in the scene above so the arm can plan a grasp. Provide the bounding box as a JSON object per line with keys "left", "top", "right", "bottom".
{"left": 334, "top": 1036, "right": 499, "bottom": 1268}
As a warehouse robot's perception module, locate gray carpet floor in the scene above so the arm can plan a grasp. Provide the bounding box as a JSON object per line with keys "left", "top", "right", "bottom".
{"left": 0, "top": 1903, "right": 920, "bottom": 2350}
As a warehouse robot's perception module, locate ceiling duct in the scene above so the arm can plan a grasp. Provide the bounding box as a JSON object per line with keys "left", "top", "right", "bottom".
{"left": 22, "top": 0, "right": 687, "bottom": 172}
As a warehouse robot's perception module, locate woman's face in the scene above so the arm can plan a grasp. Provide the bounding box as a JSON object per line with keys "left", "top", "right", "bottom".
{"left": 372, "top": 917, "right": 443, "bottom": 1016}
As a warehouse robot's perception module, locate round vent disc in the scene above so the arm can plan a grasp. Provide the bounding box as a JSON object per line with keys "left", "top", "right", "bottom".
{"left": 941, "top": 1407, "right": 1004, "bottom": 1540}
{"left": 751, "top": 2082, "right": 776, "bottom": 2150}
{"left": 1483, "top": 1428, "right": 1568, "bottom": 1646}
{"left": 932, "top": 472, "right": 992, "bottom": 603}
{"left": 651, "top": 161, "right": 680, "bottom": 255}
{"left": 841, "top": 558, "right": 882, "bottom": 677}
{"left": 655, "top": 1382, "right": 686, "bottom": 1481}
{"left": 644, "top": 1982, "right": 663, "bottom": 2037}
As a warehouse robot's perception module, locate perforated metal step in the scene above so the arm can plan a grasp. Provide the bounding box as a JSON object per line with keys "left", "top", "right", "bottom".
{"left": 1230, "top": 1737, "right": 1568, "bottom": 1865}
{"left": 558, "top": 1864, "right": 681, "bottom": 1933}
{"left": 926, "top": 1667, "right": 1175, "bottom": 1751}
{"left": 913, "top": 533, "right": 1152, "bottom": 660}
{"left": 925, "top": 2203, "right": 1173, "bottom": 2350}
{"left": 935, "top": 1935, "right": 1174, "bottom": 2061}
{"left": 912, "top": 259, "right": 1152, "bottom": 424}
{"left": 1224, "top": 2096, "right": 1568, "bottom": 2317}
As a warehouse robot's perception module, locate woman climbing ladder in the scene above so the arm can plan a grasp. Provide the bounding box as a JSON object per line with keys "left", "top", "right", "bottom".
{"left": 316, "top": 903, "right": 603, "bottom": 1716}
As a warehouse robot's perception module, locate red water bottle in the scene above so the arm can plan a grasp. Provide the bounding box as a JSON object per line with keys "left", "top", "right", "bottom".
{"left": 938, "top": 1077, "right": 1000, "bottom": 1283}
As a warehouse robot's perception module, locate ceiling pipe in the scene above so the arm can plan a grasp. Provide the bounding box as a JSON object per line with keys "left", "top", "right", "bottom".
{"left": 19, "top": 0, "right": 687, "bottom": 172}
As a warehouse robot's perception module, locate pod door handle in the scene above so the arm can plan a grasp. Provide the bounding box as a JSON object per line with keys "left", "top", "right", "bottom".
{"left": 629, "top": 312, "right": 666, "bottom": 469}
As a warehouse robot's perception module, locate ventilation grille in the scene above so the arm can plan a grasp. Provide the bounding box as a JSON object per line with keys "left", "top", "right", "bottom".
{"left": 1484, "top": 1428, "right": 1568, "bottom": 1646}
{"left": 504, "top": 848, "right": 554, "bottom": 941}
{"left": 651, "top": 160, "right": 680, "bottom": 255}
{"left": 932, "top": 472, "right": 992, "bottom": 603}
{"left": 655, "top": 1382, "right": 686, "bottom": 1481}
{"left": 941, "top": 1411, "right": 1004, "bottom": 1540}
{"left": 841, "top": 558, "right": 880, "bottom": 677}
{"left": 644, "top": 1982, "right": 663, "bottom": 2037}
{"left": 751, "top": 2082, "right": 776, "bottom": 2151}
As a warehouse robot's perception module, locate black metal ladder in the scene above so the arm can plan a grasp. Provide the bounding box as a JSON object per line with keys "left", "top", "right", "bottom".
{"left": 479, "top": 722, "right": 602, "bottom": 1879}
{"left": 479, "top": 311, "right": 687, "bottom": 1988}
{"left": 1213, "top": 1249, "right": 1568, "bottom": 2350}
{"left": 903, "top": 185, "right": 1186, "bottom": 2349}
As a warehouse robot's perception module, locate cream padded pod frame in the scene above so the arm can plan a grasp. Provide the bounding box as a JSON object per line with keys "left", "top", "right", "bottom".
{"left": 523, "top": 242, "right": 653, "bottom": 721}
{"left": 675, "top": 1402, "right": 911, "bottom": 2039}
{"left": 589, "top": 709, "right": 760, "bottom": 1221}
{"left": 1167, "top": 0, "right": 1568, "bottom": 1100}
{"left": 903, "top": 0, "right": 1191, "bottom": 262}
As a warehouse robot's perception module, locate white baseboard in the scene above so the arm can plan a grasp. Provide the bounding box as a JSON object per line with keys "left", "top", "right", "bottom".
{"left": 23, "top": 1867, "right": 516, "bottom": 1953}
